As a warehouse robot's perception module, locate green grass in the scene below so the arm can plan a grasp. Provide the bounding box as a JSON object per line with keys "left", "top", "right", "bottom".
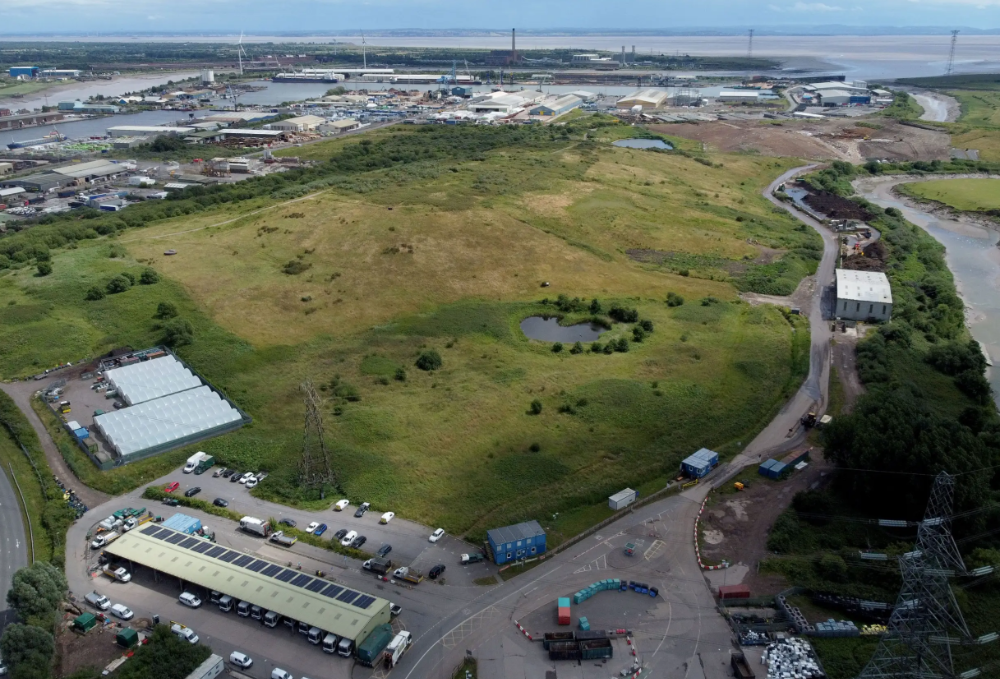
{"left": 810, "top": 637, "right": 880, "bottom": 679}
{"left": 0, "top": 79, "right": 58, "bottom": 99}
{"left": 877, "top": 91, "right": 923, "bottom": 121}
{"left": 898, "top": 178, "right": 1000, "bottom": 212}
{"left": 452, "top": 658, "right": 477, "bottom": 679}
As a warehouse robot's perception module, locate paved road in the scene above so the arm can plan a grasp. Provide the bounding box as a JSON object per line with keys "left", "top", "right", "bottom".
{"left": 0, "top": 464, "right": 28, "bottom": 630}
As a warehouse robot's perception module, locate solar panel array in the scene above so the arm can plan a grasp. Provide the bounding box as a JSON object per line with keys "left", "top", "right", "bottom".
{"left": 139, "top": 524, "right": 376, "bottom": 610}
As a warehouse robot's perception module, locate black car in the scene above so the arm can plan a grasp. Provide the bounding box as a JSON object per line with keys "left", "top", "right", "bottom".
{"left": 354, "top": 502, "right": 370, "bottom": 518}
{"left": 162, "top": 498, "right": 180, "bottom": 507}
{"left": 184, "top": 487, "right": 201, "bottom": 497}
{"left": 334, "top": 529, "right": 348, "bottom": 540}
{"left": 221, "top": 469, "right": 234, "bottom": 478}
{"left": 429, "top": 564, "right": 446, "bottom": 579}
{"left": 279, "top": 518, "right": 297, "bottom": 528}
{"left": 376, "top": 544, "right": 392, "bottom": 557}
{"left": 351, "top": 535, "right": 367, "bottom": 549}
{"left": 213, "top": 498, "right": 228, "bottom": 508}
{"left": 229, "top": 471, "right": 241, "bottom": 483}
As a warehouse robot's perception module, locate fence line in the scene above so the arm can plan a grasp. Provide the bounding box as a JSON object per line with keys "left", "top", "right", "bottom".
{"left": 7, "top": 462, "right": 34, "bottom": 564}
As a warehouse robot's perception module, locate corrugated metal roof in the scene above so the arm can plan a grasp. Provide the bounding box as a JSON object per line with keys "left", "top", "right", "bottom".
{"left": 487, "top": 520, "right": 545, "bottom": 545}
{"left": 106, "top": 524, "right": 389, "bottom": 640}
{"left": 608, "top": 488, "right": 636, "bottom": 503}
{"left": 836, "top": 269, "right": 892, "bottom": 304}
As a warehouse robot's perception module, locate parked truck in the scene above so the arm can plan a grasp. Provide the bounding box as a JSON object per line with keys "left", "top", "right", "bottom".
{"left": 383, "top": 631, "right": 412, "bottom": 668}
{"left": 184, "top": 452, "right": 210, "bottom": 474}
{"left": 239, "top": 516, "right": 271, "bottom": 537}
{"left": 731, "top": 652, "right": 756, "bottom": 679}
{"left": 392, "top": 566, "right": 423, "bottom": 584}
{"left": 270, "top": 531, "right": 297, "bottom": 547}
{"left": 193, "top": 454, "right": 215, "bottom": 475}
{"left": 356, "top": 624, "right": 394, "bottom": 667}
{"left": 460, "top": 552, "right": 485, "bottom": 564}
{"left": 363, "top": 557, "right": 393, "bottom": 576}
{"left": 102, "top": 565, "right": 131, "bottom": 582}
{"left": 91, "top": 531, "right": 120, "bottom": 550}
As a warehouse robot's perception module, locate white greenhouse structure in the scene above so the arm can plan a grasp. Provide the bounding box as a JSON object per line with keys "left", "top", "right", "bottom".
{"left": 104, "top": 354, "right": 202, "bottom": 405}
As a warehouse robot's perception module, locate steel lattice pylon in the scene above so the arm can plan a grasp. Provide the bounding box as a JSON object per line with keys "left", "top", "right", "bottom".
{"left": 857, "top": 473, "right": 973, "bottom": 679}
{"left": 299, "top": 380, "right": 337, "bottom": 494}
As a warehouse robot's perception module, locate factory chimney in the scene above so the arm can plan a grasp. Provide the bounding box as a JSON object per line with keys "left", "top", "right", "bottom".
{"left": 621, "top": 45, "right": 626, "bottom": 65}
{"left": 512, "top": 28, "right": 516, "bottom": 52}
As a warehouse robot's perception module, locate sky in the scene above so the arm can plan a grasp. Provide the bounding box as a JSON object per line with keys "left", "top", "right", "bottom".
{"left": 2, "top": 0, "right": 1000, "bottom": 34}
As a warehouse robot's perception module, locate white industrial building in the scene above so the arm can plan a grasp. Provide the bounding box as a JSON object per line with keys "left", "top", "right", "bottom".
{"left": 616, "top": 89, "right": 669, "bottom": 110}
{"left": 467, "top": 90, "right": 545, "bottom": 114}
{"left": 529, "top": 94, "right": 582, "bottom": 117}
{"left": 107, "top": 126, "right": 196, "bottom": 138}
{"left": 51, "top": 159, "right": 128, "bottom": 182}
{"left": 835, "top": 269, "right": 892, "bottom": 322}
{"left": 804, "top": 81, "right": 870, "bottom": 96}
{"left": 318, "top": 118, "right": 360, "bottom": 134}
{"left": 717, "top": 90, "right": 760, "bottom": 104}
{"left": 267, "top": 114, "right": 326, "bottom": 132}
{"left": 103, "top": 354, "right": 201, "bottom": 406}
{"left": 569, "top": 90, "right": 598, "bottom": 102}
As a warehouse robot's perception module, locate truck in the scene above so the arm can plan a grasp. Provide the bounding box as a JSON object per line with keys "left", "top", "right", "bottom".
{"left": 392, "top": 566, "right": 423, "bottom": 584}
{"left": 91, "top": 531, "right": 120, "bottom": 550}
{"left": 184, "top": 452, "right": 210, "bottom": 474}
{"left": 383, "top": 631, "right": 412, "bottom": 668}
{"left": 363, "top": 557, "right": 393, "bottom": 575}
{"left": 239, "top": 516, "right": 272, "bottom": 537}
{"left": 460, "top": 552, "right": 485, "bottom": 564}
{"left": 270, "top": 531, "right": 297, "bottom": 547}
{"left": 356, "top": 624, "right": 394, "bottom": 667}
{"left": 731, "top": 651, "right": 756, "bottom": 679}
{"left": 85, "top": 591, "right": 111, "bottom": 611}
{"left": 193, "top": 454, "right": 215, "bottom": 475}
{"left": 102, "top": 565, "right": 131, "bottom": 582}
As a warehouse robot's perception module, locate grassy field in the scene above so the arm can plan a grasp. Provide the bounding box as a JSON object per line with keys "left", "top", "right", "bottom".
{"left": 944, "top": 88, "right": 1000, "bottom": 161}
{"left": 899, "top": 178, "right": 1000, "bottom": 212}
{"left": 0, "top": 79, "right": 57, "bottom": 99}
{"left": 0, "top": 122, "right": 817, "bottom": 540}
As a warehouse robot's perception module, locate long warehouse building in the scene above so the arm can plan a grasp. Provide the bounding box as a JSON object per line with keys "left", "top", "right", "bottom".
{"left": 106, "top": 523, "right": 390, "bottom": 643}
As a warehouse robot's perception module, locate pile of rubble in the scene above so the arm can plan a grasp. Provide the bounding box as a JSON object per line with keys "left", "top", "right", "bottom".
{"left": 762, "top": 638, "right": 825, "bottom": 679}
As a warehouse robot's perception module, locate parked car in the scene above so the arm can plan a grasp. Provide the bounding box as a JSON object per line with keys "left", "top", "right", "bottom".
{"left": 246, "top": 477, "right": 259, "bottom": 489}
{"left": 429, "top": 528, "right": 445, "bottom": 543}
{"left": 429, "top": 564, "right": 446, "bottom": 579}
{"left": 376, "top": 544, "right": 392, "bottom": 557}
{"left": 110, "top": 603, "right": 134, "bottom": 620}
{"left": 389, "top": 603, "right": 402, "bottom": 617}
{"left": 221, "top": 469, "right": 234, "bottom": 478}
{"left": 354, "top": 502, "right": 370, "bottom": 518}
{"left": 314, "top": 524, "right": 328, "bottom": 536}
{"left": 178, "top": 592, "right": 202, "bottom": 608}
{"left": 334, "top": 499, "right": 350, "bottom": 511}
{"left": 229, "top": 652, "right": 253, "bottom": 669}
{"left": 184, "top": 487, "right": 201, "bottom": 498}
{"left": 351, "top": 535, "right": 367, "bottom": 549}
{"left": 162, "top": 498, "right": 179, "bottom": 507}
{"left": 213, "top": 498, "right": 228, "bottom": 508}
{"left": 229, "top": 470, "right": 242, "bottom": 482}
{"left": 340, "top": 530, "right": 357, "bottom": 547}
{"left": 279, "top": 518, "right": 297, "bottom": 528}
{"left": 271, "top": 670, "right": 292, "bottom": 679}
{"left": 305, "top": 522, "right": 320, "bottom": 534}
{"left": 239, "top": 472, "right": 255, "bottom": 484}
{"left": 164, "top": 481, "right": 180, "bottom": 493}
{"left": 379, "top": 512, "right": 395, "bottom": 524}
{"left": 213, "top": 467, "right": 227, "bottom": 478}
{"left": 334, "top": 529, "right": 348, "bottom": 540}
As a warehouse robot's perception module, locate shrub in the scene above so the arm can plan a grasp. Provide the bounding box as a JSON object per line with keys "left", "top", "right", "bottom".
{"left": 161, "top": 318, "right": 194, "bottom": 347}
{"left": 603, "top": 343, "right": 615, "bottom": 354}
{"left": 529, "top": 399, "right": 543, "bottom": 415}
{"left": 570, "top": 341, "right": 584, "bottom": 354}
{"left": 529, "top": 442, "right": 541, "bottom": 452}
{"left": 614, "top": 338, "right": 630, "bottom": 353}
{"left": 140, "top": 268, "right": 159, "bottom": 284}
{"left": 552, "top": 342, "right": 564, "bottom": 353}
{"left": 415, "top": 350, "right": 442, "bottom": 371}
{"left": 155, "top": 301, "right": 179, "bottom": 319}
{"left": 106, "top": 274, "right": 132, "bottom": 294}
{"left": 588, "top": 298, "right": 602, "bottom": 314}
{"left": 590, "top": 342, "right": 603, "bottom": 353}
{"left": 608, "top": 303, "right": 639, "bottom": 323}
{"left": 85, "top": 286, "right": 105, "bottom": 301}
{"left": 700, "top": 296, "right": 720, "bottom": 306}
{"left": 35, "top": 262, "right": 52, "bottom": 276}
{"left": 394, "top": 367, "right": 407, "bottom": 382}
{"left": 640, "top": 319, "right": 654, "bottom": 332}
{"left": 121, "top": 271, "right": 136, "bottom": 286}
{"left": 632, "top": 326, "right": 646, "bottom": 342}
{"left": 282, "top": 260, "right": 312, "bottom": 275}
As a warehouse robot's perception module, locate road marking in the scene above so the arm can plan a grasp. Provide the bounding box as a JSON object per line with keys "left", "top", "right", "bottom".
{"left": 643, "top": 540, "right": 666, "bottom": 561}
{"left": 440, "top": 605, "right": 501, "bottom": 649}
{"left": 574, "top": 553, "right": 608, "bottom": 574}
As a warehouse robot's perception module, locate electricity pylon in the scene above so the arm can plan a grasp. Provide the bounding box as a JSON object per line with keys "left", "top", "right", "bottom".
{"left": 300, "top": 380, "right": 336, "bottom": 495}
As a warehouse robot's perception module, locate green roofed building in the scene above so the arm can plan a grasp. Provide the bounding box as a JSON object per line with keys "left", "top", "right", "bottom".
{"left": 73, "top": 612, "right": 97, "bottom": 632}
{"left": 105, "top": 523, "right": 390, "bottom": 643}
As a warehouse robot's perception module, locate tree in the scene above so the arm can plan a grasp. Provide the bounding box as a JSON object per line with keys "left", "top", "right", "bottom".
{"left": 155, "top": 301, "right": 178, "bottom": 319}
{"left": 161, "top": 318, "right": 194, "bottom": 347}
{"left": 551, "top": 342, "right": 563, "bottom": 353}
{"left": 85, "top": 286, "right": 105, "bottom": 301}
{"left": 35, "top": 262, "right": 52, "bottom": 277}
{"left": 588, "top": 298, "right": 602, "bottom": 314}
{"left": 570, "top": 341, "right": 584, "bottom": 354}
{"left": 139, "top": 268, "right": 159, "bottom": 285}
{"left": 529, "top": 399, "right": 543, "bottom": 415}
{"left": 7, "top": 562, "right": 66, "bottom": 623}
{"left": 666, "top": 292, "right": 684, "bottom": 307}
{"left": 415, "top": 350, "right": 442, "bottom": 371}
{"left": 106, "top": 275, "right": 132, "bottom": 294}
{"left": 0, "top": 623, "right": 54, "bottom": 679}
{"left": 632, "top": 326, "right": 646, "bottom": 342}
{"left": 116, "top": 625, "right": 210, "bottom": 679}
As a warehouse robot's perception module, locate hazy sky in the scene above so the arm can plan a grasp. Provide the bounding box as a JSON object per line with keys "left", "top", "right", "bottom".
{"left": 2, "top": 0, "right": 999, "bottom": 34}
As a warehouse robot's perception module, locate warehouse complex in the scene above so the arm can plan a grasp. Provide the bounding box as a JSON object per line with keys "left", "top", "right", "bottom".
{"left": 835, "top": 269, "right": 893, "bottom": 322}
{"left": 106, "top": 523, "right": 391, "bottom": 643}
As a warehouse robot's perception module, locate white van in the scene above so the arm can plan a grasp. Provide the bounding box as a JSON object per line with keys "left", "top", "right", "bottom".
{"left": 263, "top": 610, "right": 280, "bottom": 628}
{"left": 251, "top": 605, "right": 263, "bottom": 620}
{"left": 271, "top": 669, "right": 292, "bottom": 679}
{"left": 322, "top": 633, "right": 339, "bottom": 654}
{"left": 336, "top": 638, "right": 354, "bottom": 657}
{"left": 237, "top": 600, "right": 251, "bottom": 617}
{"left": 218, "top": 595, "right": 234, "bottom": 612}
{"left": 340, "top": 530, "right": 358, "bottom": 547}
{"left": 307, "top": 627, "right": 323, "bottom": 645}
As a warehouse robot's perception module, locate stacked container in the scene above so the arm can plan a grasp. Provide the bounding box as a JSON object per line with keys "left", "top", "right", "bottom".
{"left": 557, "top": 597, "right": 571, "bottom": 625}
{"left": 572, "top": 579, "right": 622, "bottom": 604}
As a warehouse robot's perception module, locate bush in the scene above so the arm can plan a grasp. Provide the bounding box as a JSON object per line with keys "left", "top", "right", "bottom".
{"left": 155, "top": 301, "right": 178, "bottom": 319}
{"left": 35, "top": 262, "right": 52, "bottom": 276}
{"left": 614, "top": 338, "right": 629, "bottom": 353}
{"left": 140, "top": 268, "right": 159, "bottom": 285}
{"left": 640, "top": 319, "right": 654, "bottom": 332}
{"left": 282, "top": 260, "right": 312, "bottom": 275}
{"left": 552, "top": 342, "right": 563, "bottom": 353}
{"left": 590, "top": 342, "right": 603, "bottom": 353}
{"left": 570, "top": 341, "right": 584, "bottom": 354}
{"left": 161, "top": 318, "right": 194, "bottom": 347}
{"left": 588, "top": 298, "right": 602, "bottom": 314}
{"left": 394, "top": 367, "right": 407, "bottom": 382}
{"left": 120, "top": 271, "right": 136, "bottom": 285}
{"left": 603, "top": 343, "right": 615, "bottom": 355}
{"left": 529, "top": 399, "right": 543, "bottom": 415}
{"left": 415, "top": 350, "right": 442, "bottom": 371}
{"left": 608, "top": 303, "right": 639, "bottom": 323}
{"left": 700, "top": 296, "right": 720, "bottom": 306}
{"left": 85, "top": 286, "right": 105, "bottom": 301}
{"left": 106, "top": 274, "right": 132, "bottom": 294}
{"left": 632, "top": 326, "right": 646, "bottom": 342}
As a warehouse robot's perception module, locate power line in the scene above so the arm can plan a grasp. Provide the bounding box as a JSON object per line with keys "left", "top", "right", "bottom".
{"left": 747, "top": 29, "right": 754, "bottom": 60}
{"left": 946, "top": 30, "right": 960, "bottom": 76}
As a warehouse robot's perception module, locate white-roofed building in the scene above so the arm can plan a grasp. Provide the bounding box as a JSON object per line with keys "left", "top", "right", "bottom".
{"left": 103, "top": 354, "right": 202, "bottom": 406}
{"left": 835, "top": 269, "right": 892, "bottom": 321}
{"left": 467, "top": 90, "right": 545, "bottom": 114}
{"left": 569, "top": 90, "right": 598, "bottom": 102}
{"left": 717, "top": 90, "right": 760, "bottom": 104}
{"left": 617, "top": 89, "right": 669, "bottom": 110}
{"left": 529, "top": 94, "right": 582, "bottom": 117}
{"left": 267, "top": 114, "right": 327, "bottom": 132}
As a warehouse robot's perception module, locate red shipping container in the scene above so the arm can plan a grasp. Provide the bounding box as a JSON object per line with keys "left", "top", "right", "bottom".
{"left": 718, "top": 584, "right": 751, "bottom": 600}
{"left": 558, "top": 607, "right": 571, "bottom": 625}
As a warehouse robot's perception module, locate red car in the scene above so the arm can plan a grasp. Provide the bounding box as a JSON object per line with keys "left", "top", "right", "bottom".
{"left": 164, "top": 481, "right": 180, "bottom": 493}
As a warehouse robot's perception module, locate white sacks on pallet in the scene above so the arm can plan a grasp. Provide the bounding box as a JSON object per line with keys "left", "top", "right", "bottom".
{"left": 761, "top": 638, "right": 824, "bottom": 679}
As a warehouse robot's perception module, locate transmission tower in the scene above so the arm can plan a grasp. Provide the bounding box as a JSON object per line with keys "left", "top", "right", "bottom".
{"left": 946, "top": 30, "right": 959, "bottom": 75}
{"left": 300, "top": 380, "right": 337, "bottom": 495}
{"left": 857, "top": 472, "right": 995, "bottom": 679}
{"left": 747, "top": 29, "right": 754, "bottom": 59}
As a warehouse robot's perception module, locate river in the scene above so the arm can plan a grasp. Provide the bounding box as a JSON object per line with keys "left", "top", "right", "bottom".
{"left": 3, "top": 71, "right": 200, "bottom": 111}
{"left": 856, "top": 176, "right": 1000, "bottom": 407}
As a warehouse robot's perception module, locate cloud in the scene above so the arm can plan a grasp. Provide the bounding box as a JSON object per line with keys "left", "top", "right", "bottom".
{"left": 790, "top": 1, "right": 843, "bottom": 10}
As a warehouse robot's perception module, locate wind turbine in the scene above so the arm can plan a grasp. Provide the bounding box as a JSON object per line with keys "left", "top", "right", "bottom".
{"left": 361, "top": 32, "right": 367, "bottom": 70}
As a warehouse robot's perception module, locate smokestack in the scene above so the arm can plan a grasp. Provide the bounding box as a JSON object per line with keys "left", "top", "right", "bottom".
{"left": 622, "top": 45, "right": 626, "bottom": 65}
{"left": 632, "top": 45, "right": 636, "bottom": 63}
{"left": 512, "top": 28, "right": 516, "bottom": 52}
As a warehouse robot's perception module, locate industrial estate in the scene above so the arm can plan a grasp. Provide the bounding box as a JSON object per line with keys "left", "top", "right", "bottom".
{"left": 0, "top": 23, "right": 998, "bottom": 679}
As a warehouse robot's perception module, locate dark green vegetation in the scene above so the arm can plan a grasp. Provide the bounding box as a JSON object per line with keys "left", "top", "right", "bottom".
{"left": 877, "top": 90, "right": 924, "bottom": 120}
{"left": 896, "top": 74, "right": 1000, "bottom": 90}
{"left": 66, "top": 625, "right": 212, "bottom": 679}
{"left": 0, "top": 562, "right": 67, "bottom": 679}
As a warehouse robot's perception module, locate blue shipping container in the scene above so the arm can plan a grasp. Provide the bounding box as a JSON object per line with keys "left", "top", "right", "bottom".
{"left": 692, "top": 448, "right": 719, "bottom": 466}
{"left": 764, "top": 462, "right": 787, "bottom": 480}
{"left": 758, "top": 459, "right": 778, "bottom": 477}
{"left": 681, "top": 456, "right": 712, "bottom": 478}
{"left": 73, "top": 428, "right": 89, "bottom": 440}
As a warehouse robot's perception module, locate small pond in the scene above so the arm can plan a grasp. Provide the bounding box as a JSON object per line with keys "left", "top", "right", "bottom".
{"left": 612, "top": 138, "right": 674, "bottom": 150}
{"left": 520, "top": 316, "right": 609, "bottom": 343}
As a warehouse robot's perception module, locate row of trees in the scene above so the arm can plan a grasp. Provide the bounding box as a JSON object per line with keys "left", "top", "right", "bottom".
{"left": 1, "top": 562, "right": 65, "bottom": 679}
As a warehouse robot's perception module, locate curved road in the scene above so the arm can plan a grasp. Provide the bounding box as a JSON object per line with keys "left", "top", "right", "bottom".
{"left": 0, "top": 463, "right": 28, "bottom": 630}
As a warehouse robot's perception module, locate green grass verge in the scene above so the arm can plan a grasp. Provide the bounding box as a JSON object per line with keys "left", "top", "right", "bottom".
{"left": 877, "top": 91, "right": 924, "bottom": 121}
{"left": 452, "top": 657, "right": 477, "bottom": 679}
{"left": 810, "top": 637, "right": 880, "bottom": 679}
{"left": 898, "top": 178, "right": 1000, "bottom": 212}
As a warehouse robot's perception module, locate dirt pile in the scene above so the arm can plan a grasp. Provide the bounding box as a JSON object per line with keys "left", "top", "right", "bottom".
{"left": 842, "top": 240, "right": 887, "bottom": 272}
{"left": 804, "top": 190, "right": 875, "bottom": 221}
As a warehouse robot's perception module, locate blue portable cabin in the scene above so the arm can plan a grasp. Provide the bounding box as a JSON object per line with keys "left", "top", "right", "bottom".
{"left": 162, "top": 513, "right": 202, "bottom": 535}
{"left": 692, "top": 448, "right": 719, "bottom": 467}
{"left": 73, "top": 428, "right": 89, "bottom": 440}
{"left": 758, "top": 459, "right": 778, "bottom": 477}
{"left": 681, "top": 447, "right": 719, "bottom": 479}
{"left": 487, "top": 520, "right": 546, "bottom": 565}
